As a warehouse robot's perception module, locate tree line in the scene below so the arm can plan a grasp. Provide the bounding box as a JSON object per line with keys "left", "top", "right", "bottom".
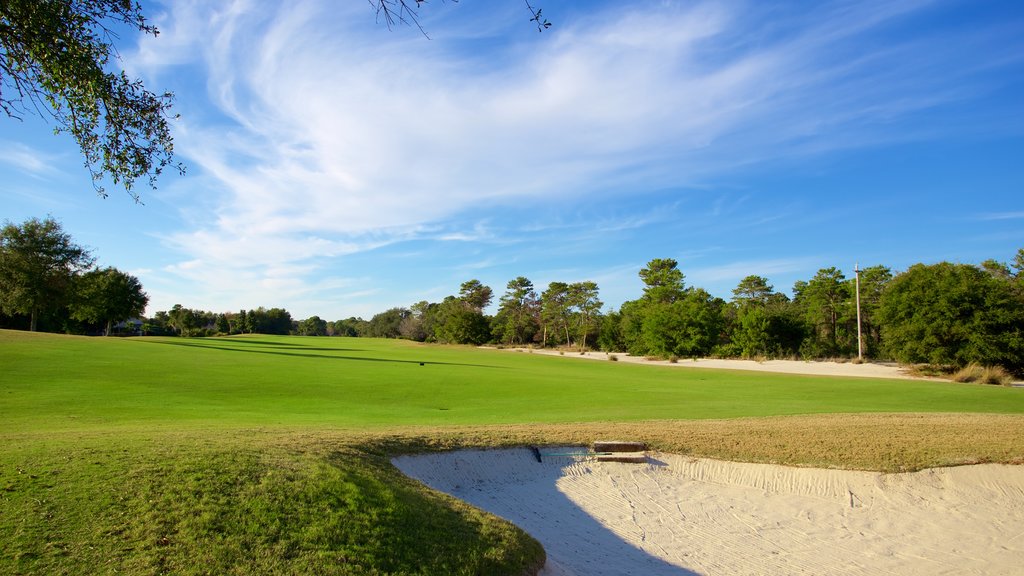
{"left": 352, "top": 254, "right": 1024, "bottom": 375}
{"left": 0, "top": 217, "right": 147, "bottom": 335}
{"left": 3, "top": 217, "right": 1022, "bottom": 374}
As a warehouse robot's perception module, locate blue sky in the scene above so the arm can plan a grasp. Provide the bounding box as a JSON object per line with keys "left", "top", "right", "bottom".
{"left": 2, "top": 0, "right": 1023, "bottom": 320}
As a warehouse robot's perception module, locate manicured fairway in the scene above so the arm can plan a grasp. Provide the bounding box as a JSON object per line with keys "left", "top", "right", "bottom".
{"left": 2, "top": 330, "right": 1023, "bottom": 576}
{"left": 3, "top": 331, "right": 1022, "bottom": 434}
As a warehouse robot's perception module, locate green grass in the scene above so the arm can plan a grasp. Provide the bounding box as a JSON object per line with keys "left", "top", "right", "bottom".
{"left": 3, "top": 331, "right": 1022, "bottom": 434}
{"left": 2, "top": 330, "right": 1023, "bottom": 575}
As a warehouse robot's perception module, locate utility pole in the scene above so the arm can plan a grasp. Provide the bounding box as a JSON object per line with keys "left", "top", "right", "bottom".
{"left": 854, "top": 262, "right": 863, "bottom": 360}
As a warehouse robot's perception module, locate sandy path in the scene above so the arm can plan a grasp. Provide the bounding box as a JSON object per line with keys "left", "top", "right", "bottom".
{"left": 492, "top": 347, "right": 930, "bottom": 380}
{"left": 393, "top": 449, "right": 1024, "bottom": 576}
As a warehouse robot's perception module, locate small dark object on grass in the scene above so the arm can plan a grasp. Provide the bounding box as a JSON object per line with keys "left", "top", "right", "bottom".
{"left": 419, "top": 362, "right": 425, "bottom": 366}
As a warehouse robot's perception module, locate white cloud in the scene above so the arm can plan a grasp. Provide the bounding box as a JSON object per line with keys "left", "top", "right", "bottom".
{"left": 977, "top": 211, "right": 1024, "bottom": 221}
{"left": 125, "top": 0, "right": 1021, "bottom": 314}
{"left": 0, "top": 141, "right": 63, "bottom": 178}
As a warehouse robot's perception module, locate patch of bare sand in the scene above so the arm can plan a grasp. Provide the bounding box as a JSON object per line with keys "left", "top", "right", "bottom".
{"left": 393, "top": 449, "right": 1024, "bottom": 576}
{"left": 496, "top": 347, "right": 931, "bottom": 380}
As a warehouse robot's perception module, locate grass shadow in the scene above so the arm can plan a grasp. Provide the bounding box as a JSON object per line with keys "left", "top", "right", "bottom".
{"left": 135, "top": 338, "right": 503, "bottom": 369}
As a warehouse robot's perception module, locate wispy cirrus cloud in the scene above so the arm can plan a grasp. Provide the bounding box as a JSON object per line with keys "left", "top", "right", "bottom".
{"left": 122, "top": 0, "right": 1023, "bottom": 315}
{"left": 0, "top": 141, "right": 63, "bottom": 178}
{"left": 976, "top": 211, "right": 1024, "bottom": 221}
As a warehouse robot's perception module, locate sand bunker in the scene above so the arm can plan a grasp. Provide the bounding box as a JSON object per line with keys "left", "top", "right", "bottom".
{"left": 393, "top": 449, "right": 1024, "bottom": 575}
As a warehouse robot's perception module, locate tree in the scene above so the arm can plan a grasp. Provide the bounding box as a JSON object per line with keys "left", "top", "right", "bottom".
{"left": 396, "top": 301, "right": 438, "bottom": 341}
{"left": 1012, "top": 249, "right": 1024, "bottom": 281}
{"left": 0, "top": 0, "right": 181, "bottom": 200}
{"left": 639, "top": 289, "right": 724, "bottom": 358}
{"left": 597, "top": 308, "right": 624, "bottom": 352}
{"left": 229, "top": 310, "right": 247, "bottom": 334}
{"left": 496, "top": 277, "right": 539, "bottom": 346}
{"left": 984, "top": 249, "right": 1024, "bottom": 295}
{"left": 432, "top": 296, "right": 491, "bottom": 345}
{"left": 298, "top": 315, "right": 328, "bottom": 336}
{"left": 731, "top": 275, "right": 773, "bottom": 305}
{"left": 367, "top": 307, "right": 409, "bottom": 338}
{"left": 215, "top": 313, "right": 229, "bottom": 334}
{"left": 540, "top": 281, "right": 571, "bottom": 347}
{"left": 330, "top": 317, "right": 367, "bottom": 337}
{"left": 246, "top": 306, "right": 293, "bottom": 335}
{"left": 567, "top": 281, "right": 602, "bottom": 351}
{"left": 70, "top": 266, "right": 148, "bottom": 335}
{"left": 639, "top": 258, "right": 685, "bottom": 304}
{"left": 726, "top": 276, "right": 805, "bottom": 359}
{"left": 793, "top": 267, "right": 851, "bottom": 357}
{"left": 459, "top": 279, "right": 493, "bottom": 313}
{"left": 0, "top": 217, "right": 94, "bottom": 331}
{"left": 166, "top": 304, "right": 198, "bottom": 336}
{"left": 878, "top": 262, "right": 1024, "bottom": 373}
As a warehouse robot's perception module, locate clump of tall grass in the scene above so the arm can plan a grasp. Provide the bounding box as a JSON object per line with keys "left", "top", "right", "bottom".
{"left": 906, "top": 364, "right": 953, "bottom": 379}
{"left": 952, "top": 363, "right": 1013, "bottom": 386}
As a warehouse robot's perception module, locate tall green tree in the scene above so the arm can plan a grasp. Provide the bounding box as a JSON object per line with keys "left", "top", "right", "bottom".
{"left": 640, "top": 289, "right": 724, "bottom": 358}
{"left": 728, "top": 275, "right": 804, "bottom": 359}
{"left": 298, "top": 315, "right": 328, "bottom": 336}
{"left": 638, "top": 258, "right": 685, "bottom": 304}
{"left": 878, "top": 262, "right": 1024, "bottom": 372}
{"left": 0, "top": 217, "right": 94, "bottom": 331}
{"left": 70, "top": 266, "right": 148, "bottom": 335}
{"left": 567, "top": 281, "right": 602, "bottom": 351}
{"left": 619, "top": 259, "right": 723, "bottom": 358}
{"left": 496, "top": 277, "right": 539, "bottom": 346}
{"left": 793, "top": 267, "right": 852, "bottom": 357}
{"left": 597, "top": 308, "right": 624, "bottom": 352}
{"left": 458, "top": 279, "right": 493, "bottom": 313}
{"left": 731, "top": 275, "right": 773, "bottom": 305}
{"left": 367, "top": 308, "right": 408, "bottom": 338}
{"left": 166, "top": 304, "right": 198, "bottom": 336}
{"left": 215, "top": 313, "right": 230, "bottom": 334}
{"left": 540, "top": 281, "right": 571, "bottom": 347}
{"left": 432, "top": 296, "right": 491, "bottom": 345}
{"left": 0, "top": 0, "right": 181, "bottom": 200}
{"left": 330, "top": 317, "right": 367, "bottom": 337}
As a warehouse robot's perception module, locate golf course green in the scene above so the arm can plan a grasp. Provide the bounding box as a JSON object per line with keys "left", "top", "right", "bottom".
{"left": 2, "top": 330, "right": 1023, "bottom": 575}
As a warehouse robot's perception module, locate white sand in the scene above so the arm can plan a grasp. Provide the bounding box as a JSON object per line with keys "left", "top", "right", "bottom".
{"left": 393, "top": 449, "right": 1024, "bottom": 575}
{"left": 494, "top": 347, "right": 932, "bottom": 380}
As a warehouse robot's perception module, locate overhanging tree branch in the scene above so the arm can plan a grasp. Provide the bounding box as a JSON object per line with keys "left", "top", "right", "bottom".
{"left": 369, "top": 0, "right": 550, "bottom": 37}
{"left": 0, "top": 0, "right": 183, "bottom": 202}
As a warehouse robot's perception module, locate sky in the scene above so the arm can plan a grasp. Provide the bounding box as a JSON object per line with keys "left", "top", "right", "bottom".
{"left": 2, "top": 0, "right": 1023, "bottom": 320}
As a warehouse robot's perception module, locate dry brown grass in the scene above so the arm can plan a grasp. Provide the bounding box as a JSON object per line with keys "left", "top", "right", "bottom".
{"left": 953, "top": 363, "right": 1014, "bottom": 386}
{"left": 270, "top": 413, "right": 1024, "bottom": 473}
